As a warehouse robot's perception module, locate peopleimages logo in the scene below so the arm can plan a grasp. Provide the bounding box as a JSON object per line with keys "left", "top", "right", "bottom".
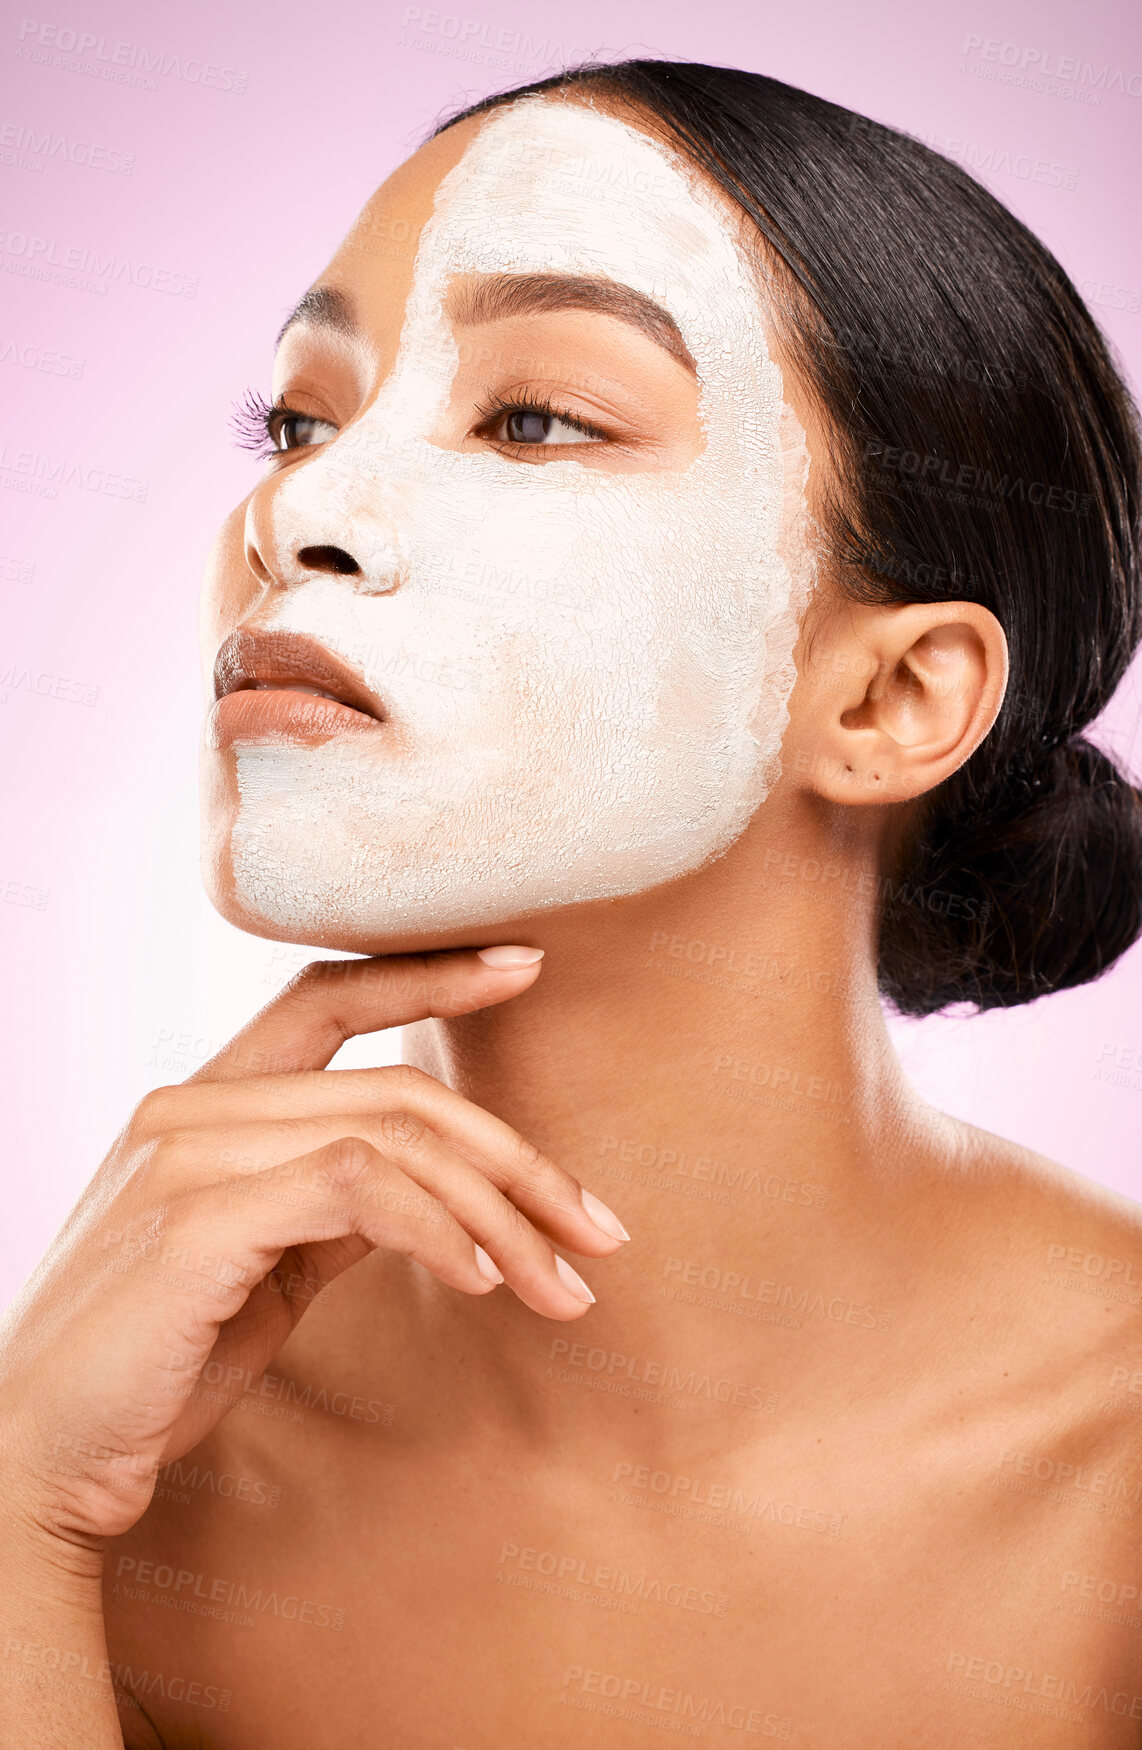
{"left": 398, "top": 6, "right": 590, "bottom": 70}
{"left": 0, "top": 231, "right": 197, "bottom": 299}
{"left": 918, "top": 131, "right": 1078, "bottom": 192}
{"left": 959, "top": 33, "right": 1142, "bottom": 100}
{"left": 0, "top": 444, "right": 147, "bottom": 503}
{"left": 15, "top": 19, "right": 249, "bottom": 94}
{"left": 0, "top": 119, "right": 134, "bottom": 174}
{"left": 0, "top": 335, "right": 84, "bottom": 378}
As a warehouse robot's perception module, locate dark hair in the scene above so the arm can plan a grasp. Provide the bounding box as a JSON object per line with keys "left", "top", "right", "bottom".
{"left": 435, "top": 60, "right": 1142, "bottom": 1016}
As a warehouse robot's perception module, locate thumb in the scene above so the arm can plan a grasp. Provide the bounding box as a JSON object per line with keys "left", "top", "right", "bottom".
{"left": 188, "top": 946, "right": 543, "bottom": 1083}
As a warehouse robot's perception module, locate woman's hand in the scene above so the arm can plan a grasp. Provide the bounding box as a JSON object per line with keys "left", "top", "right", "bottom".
{"left": 0, "top": 948, "right": 629, "bottom": 1559}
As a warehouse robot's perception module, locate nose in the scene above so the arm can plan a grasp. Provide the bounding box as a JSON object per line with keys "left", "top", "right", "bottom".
{"left": 245, "top": 527, "right": 372, "bottom": 590}
{"left": 296, "top": 545, "right": 360, "bottom": 577}
{"left": 243, "top": 458, "right": 405, "bottom": 594}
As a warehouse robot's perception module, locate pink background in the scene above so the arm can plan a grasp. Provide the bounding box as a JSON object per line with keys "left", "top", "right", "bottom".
{"left": 3, "top": 0, "right": 1141, "bottom": 1306}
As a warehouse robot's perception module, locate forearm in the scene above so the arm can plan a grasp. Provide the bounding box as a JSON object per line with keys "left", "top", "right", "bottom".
{"left": 0, "top": 1525, "right": 122, "bottom": 1748}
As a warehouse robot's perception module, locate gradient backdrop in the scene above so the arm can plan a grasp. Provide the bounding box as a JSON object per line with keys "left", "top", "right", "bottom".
{"left": 3, "top": 0, "right": 1141, "bottom": 1306}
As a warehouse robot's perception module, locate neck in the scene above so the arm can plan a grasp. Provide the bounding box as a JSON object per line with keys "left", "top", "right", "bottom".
{"left": 389, "top": 793, "right": 944, "bottom": 1448}
{"left": 407, "top": 789, "right": 918, "bottom": 1185}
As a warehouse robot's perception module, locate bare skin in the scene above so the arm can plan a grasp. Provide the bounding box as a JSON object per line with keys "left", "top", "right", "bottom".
{"left": 4, "top": 98, "right": 1142, "bottom": 1749}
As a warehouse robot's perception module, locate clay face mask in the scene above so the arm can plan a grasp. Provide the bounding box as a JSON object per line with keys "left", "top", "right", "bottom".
{"left": 226, "top": 97, "right": 815, "bottom": 938}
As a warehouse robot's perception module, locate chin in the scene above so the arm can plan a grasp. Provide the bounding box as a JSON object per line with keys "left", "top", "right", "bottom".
{"left": 200, "top": 839, "right": 546, "bottom": 960}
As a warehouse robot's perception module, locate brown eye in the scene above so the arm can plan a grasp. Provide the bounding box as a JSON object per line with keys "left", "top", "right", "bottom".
{"left": 506, "top": 410, "right": 554, "bottom": 443}
{"left": 273, "top": 412, "right": 338, "bottom": 451}
{"left": 498, "top": 409, "right": 601, "bottom": 447}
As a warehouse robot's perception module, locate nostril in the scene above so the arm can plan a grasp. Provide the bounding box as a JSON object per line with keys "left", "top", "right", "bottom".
{"left": 297, "top": 545, "right": 360, "bottom": 576}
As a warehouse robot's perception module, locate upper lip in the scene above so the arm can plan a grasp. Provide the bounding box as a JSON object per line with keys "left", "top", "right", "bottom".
{"left": 213, "top": 629, "right": 385, "bottom": 721}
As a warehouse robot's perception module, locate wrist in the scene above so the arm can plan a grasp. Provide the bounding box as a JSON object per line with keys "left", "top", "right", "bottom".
{"left": 0, "top": 1535, "right": 119, "bottom": 1750}
{"left": 0, "top": 1493, "right": 107, "bottom": 1597}
{"left": 0, "top": 1515, "right": 108, "bottom": 1675}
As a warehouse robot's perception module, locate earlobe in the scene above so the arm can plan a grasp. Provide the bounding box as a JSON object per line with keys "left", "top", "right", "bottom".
{"left": 788, "top": 598, "right": 1009, "bottom": 806}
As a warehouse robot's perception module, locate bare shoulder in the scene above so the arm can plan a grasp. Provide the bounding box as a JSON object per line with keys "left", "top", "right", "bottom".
{"left": 937, "top": 1114, "right": 1142, "bottom": 1419}
{"left": 947, "top": 1113, "right": 1142, "bottom": 1277}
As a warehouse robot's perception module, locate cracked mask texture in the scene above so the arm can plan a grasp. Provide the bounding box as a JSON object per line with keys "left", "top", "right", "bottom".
{"left": 229, "top": 99, "right": 815, "bottom": 936}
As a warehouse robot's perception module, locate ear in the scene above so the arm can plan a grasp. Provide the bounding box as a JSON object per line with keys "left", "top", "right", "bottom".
{"left": 784, "top": 595, "right": 1009, "bottom": 805}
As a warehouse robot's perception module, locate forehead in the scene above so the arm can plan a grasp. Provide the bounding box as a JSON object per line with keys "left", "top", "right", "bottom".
{"left": 316, "top": 96, "right": 762, "bottom": 376}
{"left": 426, "top": 99, "right": 717, "bottom": 264}
{"left": 352, "top": 96, "right": 722, "bottom": 245}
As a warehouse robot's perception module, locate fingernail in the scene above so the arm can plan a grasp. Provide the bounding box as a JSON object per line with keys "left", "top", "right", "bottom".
{"left": 474, "top": 1245, "right": 504, "bottom": 1285}
{"left": 581, "top": 1189, "right": 630, "bottom": 1243}
{"left": 555, "top": 1255, "right": 595, "bottom": 1304}
{"left": 476, "top": 945, "right": 544, "bottom": 968}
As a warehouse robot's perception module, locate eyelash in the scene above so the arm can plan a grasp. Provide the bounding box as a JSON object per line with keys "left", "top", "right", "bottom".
{"left": 230, "top": 388, "right": 298, "bottom": 461}
{"left": 230, "top": 385, "right": 609, "bottom": 461}
{"left": 471, "top": 388, "right": 609, "bottom": 448}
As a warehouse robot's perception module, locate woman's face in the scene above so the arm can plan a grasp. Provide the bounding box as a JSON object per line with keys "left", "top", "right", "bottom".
{"left": 201, "top": 96, "right": 814, "bottom": 951}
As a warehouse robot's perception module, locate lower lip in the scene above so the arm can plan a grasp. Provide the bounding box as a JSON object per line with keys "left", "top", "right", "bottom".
{"left": 208, "top": 688, "right": 385, "bottom": 747}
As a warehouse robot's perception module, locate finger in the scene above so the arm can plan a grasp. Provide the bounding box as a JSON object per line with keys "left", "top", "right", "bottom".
{"left": 360, "top": 1121, "right": 599, "bottom": 1316}
{"left": 147, "top": 1138, "right": 594, "bottom": 1327}
{"left": 110, "top": 1140, "right": 497, "bottom": 1335}
{"left": 189, "top": 948, "right": 543, "bottom": 1083}
{"left": 140, "top": 1116, "right": 604, "bottom": 1315}
{"left": 134, "top": 1090, "right": 629, "bottom": 1258}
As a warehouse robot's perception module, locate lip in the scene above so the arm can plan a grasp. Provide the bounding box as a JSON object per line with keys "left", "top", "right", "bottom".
{"left": 208, "top": 628, "right": 387, "bottom": 747}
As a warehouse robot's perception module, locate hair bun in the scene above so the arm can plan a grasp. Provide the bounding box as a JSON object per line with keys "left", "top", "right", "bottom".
{"left": 880, "top": 737, "right": 1142, "bottom": 1014}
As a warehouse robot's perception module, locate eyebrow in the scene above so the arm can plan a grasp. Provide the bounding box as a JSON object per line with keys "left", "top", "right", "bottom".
{"left": 275, "top": 274, "right": 697, "bottom": 373}
{"left": 448, "top": 274, "right": 696, "bottom": 373}
{"left": 275, "top": 285, "right": 356, "bottom": 350}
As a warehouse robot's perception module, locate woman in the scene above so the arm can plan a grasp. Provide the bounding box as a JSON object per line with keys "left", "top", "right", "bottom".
{"left": 3, "top": 58, "right": 1142, "bottom": 1747}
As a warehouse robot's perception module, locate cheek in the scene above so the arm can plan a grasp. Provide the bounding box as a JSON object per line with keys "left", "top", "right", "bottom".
{"left": 457, "top": 473, "right": 763, "bottom": 713}
{"left": 436, "top": 494, "right": 689, "bottom": 714}
{"left": 477, "top": 477, "right": 760, "bottom": 675}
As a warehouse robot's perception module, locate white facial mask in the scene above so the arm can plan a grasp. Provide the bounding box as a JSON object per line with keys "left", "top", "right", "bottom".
{"left": 228, "top": 98, "right": 815, "bottom": 937}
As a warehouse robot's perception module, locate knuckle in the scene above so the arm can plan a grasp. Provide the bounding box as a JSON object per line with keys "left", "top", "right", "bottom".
{"left": 286, "top": 959, "right": 333, "bottom": 995}
{"left": 142, "top": 1128, "right": 197, "bottom": 1178}
{"left": 500, "top": 1198, "right": 537, "bottom": 1248}
{"left": 505, "top": 1135, "right": 576, "bottom": 1216}
{"left": 284, "top": 959, "right": 353, "bottom": 1006}
{"left": 378, "top": 1109, "right": 428, "bottom": 1153}
{"left": 511, "top": 1136, "right": 546, "bottom": 1181}
{"left": 382, "top": 1062, "right": 431, "bottom": 1095}
{"left": 128, "top": 1085, "right": 179, "bottom": 1137}
{"left": 318, "top": 1134, "right": 378, "bottom": 1189}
